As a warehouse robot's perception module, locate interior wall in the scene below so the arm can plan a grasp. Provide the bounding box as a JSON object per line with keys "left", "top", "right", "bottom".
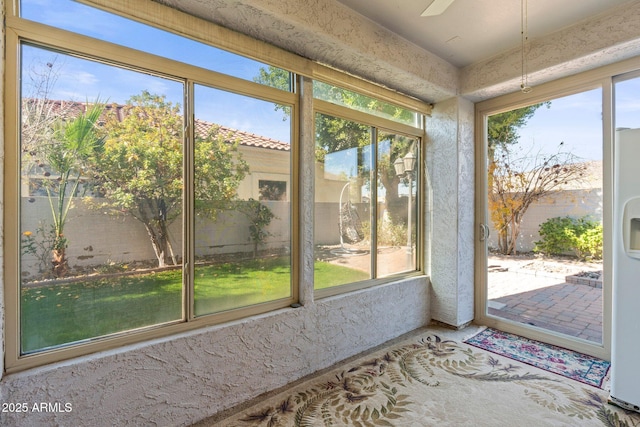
{"left": 0, "top": 278, "right": 428, "bottom": 426}
{"left": 427, "top": 97, "right": 475, "bottom": 327}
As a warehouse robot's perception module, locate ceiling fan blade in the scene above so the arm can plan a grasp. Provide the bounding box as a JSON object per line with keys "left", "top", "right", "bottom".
{"left": 421, "top": 0, "right": 455, "bottom": 16}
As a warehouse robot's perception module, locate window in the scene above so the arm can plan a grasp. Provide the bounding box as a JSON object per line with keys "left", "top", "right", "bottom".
{"left": 7, "top": 1, "right": 295, "bottom": 369}
{"left": 313, "top": 92, "right": 422, "bottom": 293}
{"left": 19, "top": 0, "right": 292, "bottom": 91}
{"left": 193, "top": 85, "right": 292, "bottom": 316}
{"left": 313, "top": 81, "right": 420, "bottom": 127}
{"left": 6, "top": 0, "right": 428, "bottom": 370}
{"left": 259, "top": 180, "right": 287, "bottom": 201}
{"left": 19, "top": 45, "right": 186, "bottom": 354}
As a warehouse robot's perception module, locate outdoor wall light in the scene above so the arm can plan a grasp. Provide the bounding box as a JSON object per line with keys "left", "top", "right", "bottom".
{"left": 394, "top": 157, "right": 405, "bottom": 177}
{"left": 394, "top": 150, "right": 416, "bottom": 269}
{"left": 403, "top": 151, "right": 416, "bottom": 175}
{"left": 394, "top": 151, "right": 416, "bottom": 177}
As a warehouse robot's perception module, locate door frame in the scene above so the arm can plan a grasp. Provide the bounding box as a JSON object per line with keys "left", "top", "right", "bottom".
{"left": 474, "top": 73, "right": 614, "bottom": 361}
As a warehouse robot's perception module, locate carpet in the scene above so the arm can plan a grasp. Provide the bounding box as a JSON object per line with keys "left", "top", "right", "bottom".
{"left": 196, "top": 327, "right": 640, "bottom": 426}
{"left": 464, "top": 327, "right": 610, "bottom": 389}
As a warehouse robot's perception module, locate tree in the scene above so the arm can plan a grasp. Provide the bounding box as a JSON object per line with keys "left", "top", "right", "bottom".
{"left": 487, "top": 103, "right": 549, "bottom": 160}
{"left": 21, "top": 56, "right": 97, "bottom": 277}
{"left": 21, "top": 57, "right": 74, "bottom": 167}
{"left": 91, "top": 91, "right": 248, "bottom": 267}
{"left": 487, "top": 103, "right": 555, "bottom": 255}
{"left": 29, "top": 101, "right": 106, "bottom": 277}
{"left": 255, "top": 66, "right": 416, "bottom": 223}
{"left": 489, "top": 142, "right": 587, "bottom": 255}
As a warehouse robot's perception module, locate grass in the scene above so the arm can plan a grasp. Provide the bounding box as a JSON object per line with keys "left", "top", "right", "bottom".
{"left": 314, "top": 261, "right": 370, "bottom": 289}
{"left": 21, "top": 257, "right": 368, "bottom": 353}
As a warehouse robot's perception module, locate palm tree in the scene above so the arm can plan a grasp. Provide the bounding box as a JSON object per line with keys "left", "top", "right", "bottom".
{"left": 43, "top": 100, "right": 105, "bottom": 277}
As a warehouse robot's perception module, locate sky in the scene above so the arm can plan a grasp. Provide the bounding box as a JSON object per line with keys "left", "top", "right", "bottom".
{"left": 497, "top": 78, "right": 640, "bottom": 163}
{"left": 513, "top": 89, "right": 603, "bottom": 162}
{"left": 614, "top": 77, "right": 640, "bottom": 130}
{"left": 20, "top": 0, "right": 292, "bottom": 143}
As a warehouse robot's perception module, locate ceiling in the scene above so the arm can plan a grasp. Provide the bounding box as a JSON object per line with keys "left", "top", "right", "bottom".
{"left": 336, "top": 0, "right": 634, "bottom": 68}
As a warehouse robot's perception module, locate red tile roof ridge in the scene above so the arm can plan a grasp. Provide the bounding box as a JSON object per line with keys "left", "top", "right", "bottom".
{"left": 24, "top": 98, "right": 291, "bottom": 151}
{"left": 196, "top": 119, "right": 290, "bottom": 151}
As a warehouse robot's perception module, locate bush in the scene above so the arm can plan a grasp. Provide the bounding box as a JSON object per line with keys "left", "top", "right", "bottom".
{"left": 361, "top": 220, "right": 408, "bottom": 247}
{"left": 574, "top": 223, "right": 603, "bottom": 261}
{"left": 534, "top": 216, "right": 602, "bottom": 261}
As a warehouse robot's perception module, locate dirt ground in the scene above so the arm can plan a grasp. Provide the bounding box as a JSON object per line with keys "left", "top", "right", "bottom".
{"left": 488, "top": 252, "right": 602, "bottom": 277}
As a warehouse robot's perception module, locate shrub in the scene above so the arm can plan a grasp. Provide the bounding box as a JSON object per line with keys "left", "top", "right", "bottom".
{"left": 361, "top": 219, "right": 408, "bottom": 247}
{"left": 574, "top": 223, "right": 603, "bottom": 261}
{"left": 534, "top": 216, "right": 602, "bottom": 261}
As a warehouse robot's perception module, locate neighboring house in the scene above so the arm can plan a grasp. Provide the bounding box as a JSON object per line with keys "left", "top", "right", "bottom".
{"left": 20, "top": 99, "right": 294, "bottom": 274}
{"left": 21, "top": 99, "right": 364, "bottom": 273}
{"left": 22, "top": 99, "right": 293, "bottom": 201}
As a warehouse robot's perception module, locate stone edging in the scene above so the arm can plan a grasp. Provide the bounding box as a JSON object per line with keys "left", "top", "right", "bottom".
{"left": 565, "top": 273, "right": 602, "bottom": 289}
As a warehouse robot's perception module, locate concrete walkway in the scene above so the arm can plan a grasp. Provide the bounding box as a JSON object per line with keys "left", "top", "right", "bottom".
{"left": 487, "top": 255, "right": 603, "bottom": 344}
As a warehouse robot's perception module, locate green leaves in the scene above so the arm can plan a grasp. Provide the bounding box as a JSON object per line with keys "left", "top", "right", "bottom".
{"left": 87, "top": 91, "right": 248, "bottom": 266}
{"left": 534, "top": 216, "right": 603, "bottom": 260}
{"left": 38, "top": 99, "right": 107, "bottom": 277}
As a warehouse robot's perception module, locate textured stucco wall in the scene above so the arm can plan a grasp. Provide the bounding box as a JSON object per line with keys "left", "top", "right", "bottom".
{"left": 428, "top": 97, "right": 475, "bottom": 327}
{"left": 1, "top": 278, "right": 428, "bottom": 426}
{"left": 155, "top": 0, "right": 458, "bottom": 104}
{"left": 461, "top": 0, "right": 640, "bottom": 101}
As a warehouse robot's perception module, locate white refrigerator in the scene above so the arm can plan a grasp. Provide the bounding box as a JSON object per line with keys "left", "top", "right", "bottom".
{"left": 610, "top": 128, "right": 640, "bottom": 412}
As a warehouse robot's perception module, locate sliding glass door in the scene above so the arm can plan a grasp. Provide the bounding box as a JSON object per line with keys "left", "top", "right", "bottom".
{"left": 476, "top": 85, "right": 611, "bottom": 359}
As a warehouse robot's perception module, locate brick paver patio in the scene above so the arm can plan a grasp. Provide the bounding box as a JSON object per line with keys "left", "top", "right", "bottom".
{"left": 487, "top": 255, "right": 603, "bottom": 344}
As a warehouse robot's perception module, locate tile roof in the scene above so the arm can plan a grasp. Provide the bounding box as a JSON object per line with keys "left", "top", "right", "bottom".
{"left": 25, "top": 99, "right": 290, "bottom": 151}
{"left": 193, "top": 119, "right": 290, "bottom": 151}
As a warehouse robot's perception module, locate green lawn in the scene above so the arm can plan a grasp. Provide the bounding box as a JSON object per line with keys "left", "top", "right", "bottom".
{"left": 21, "top": 258, "right": 367, "bottom": 353}
{"left": 314, "top": 261, "right": 370, "bottom": 289}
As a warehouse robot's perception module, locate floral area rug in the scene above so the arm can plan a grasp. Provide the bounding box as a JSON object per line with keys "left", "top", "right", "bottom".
{"left": 202, "top": 327, "right": 640, "bottom": 426}
{"left": 464, "top": 328, "right": 610, "bottom": 388}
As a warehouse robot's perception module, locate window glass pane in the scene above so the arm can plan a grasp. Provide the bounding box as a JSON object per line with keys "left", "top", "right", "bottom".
{"left": 377, "top": 132, "right": 419, "bottom": 276}
{"left": 20, "top": 44, "right": 184, "bottom": 353}
{"left": 314, "top": 113, "right": 372, "bottom": 289}
{"left": 615, "top": 76, "right": 640, "bottom": 129}
{"left": 485, "top": 90, "right": 604, "bottom": 343}
{"left": 20, "top": 0, "right": 292, "bottom": 91}
{"left": 193, "top": 84, "right": 292, "bottom": 316}
{"left": 313, "top": 81, "right": 419, "bottom": 126}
